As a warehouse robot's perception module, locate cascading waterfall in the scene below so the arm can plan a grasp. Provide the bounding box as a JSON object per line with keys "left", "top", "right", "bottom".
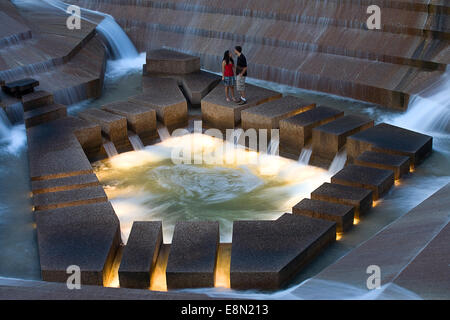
{"left": 389, "top": 68, "right": 450, "bottom": 136}
{"left": 103, "top": 141, "right": 118, "bottom": 158}
{"left": 298, "top": 146, "right": 312, "bottom": 165}
{"left": 0, "top": 109, "right": 11, "bottom": 139}
{"left": 328, "top": 150, "right": 347, "bottom": 175}
{"left": 157, "top": 127, "right": 171, "bottom": 141}
{"left": 129, "top": 134, "right": 144, "bottom": 151}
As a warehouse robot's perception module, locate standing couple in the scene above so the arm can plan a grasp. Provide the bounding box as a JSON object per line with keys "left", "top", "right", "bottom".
{"left": 222, "top": 46, "right": 247, "bottom": 105}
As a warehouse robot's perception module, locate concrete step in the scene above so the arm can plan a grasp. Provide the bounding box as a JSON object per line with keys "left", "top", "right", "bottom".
{"left": 33, "top": 185, "right": 108, "bottom": 211}
{"left": 280, "top": 106, "right": 344, "bottom": 155}
{"left": 241, "top": 96, "right": 315, "bottom": 133}
{"left": 293, "top": 198, "right": 355, "bottom": 233}
{"left": 312, "top": 115, "right": 374, "bottom": 160}
{"left": 78, "top": 108, "right": 128, "bottom": 144}
{"left": 230, "top": 213, "right": 336, "bottom": 289}
{"left": 119, "top": 221, "right": 163, "bottom": 289}
{"left": 31, "top": 173, "right": 99, "bottom": 195}
{"left": 166, "top": 221, "right": 219, "bottom": 289}
{"left": 311, "top": 182, "right": 373, "bottom": 218}
{"left": 24, "top": 103, "right": 67, "bottom": 128}
{"left": 331, "top": 164, "right": 395, "bottom": 201}
{"left": 145, "top": 49, "right": 200, "bottom": 74}
{"left": 21, "top": 90, "right": 54, "bottom": 111}
{"left": 355, "top": 151, "right": 410, "bottom": 180}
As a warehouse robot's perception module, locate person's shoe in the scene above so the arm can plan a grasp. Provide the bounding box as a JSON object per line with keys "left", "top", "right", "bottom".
{"left": 238, "top": 99, "right": 247, "bottom": 105}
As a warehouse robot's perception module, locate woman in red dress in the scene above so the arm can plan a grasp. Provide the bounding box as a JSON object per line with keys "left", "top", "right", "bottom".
{"left": 222, "top": 50, "right": 237, "bottom": 102}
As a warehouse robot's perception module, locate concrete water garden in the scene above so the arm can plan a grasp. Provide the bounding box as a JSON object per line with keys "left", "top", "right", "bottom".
{"left": 0, "top": 0, "right": 448, "bottom": 301}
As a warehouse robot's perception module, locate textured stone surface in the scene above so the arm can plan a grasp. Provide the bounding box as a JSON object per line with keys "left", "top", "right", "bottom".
{"left": 293, "top": 183, "right": 450, "bottom": 299}
{"left": 24, "top": 103, "right": 67, "bottom": 128}
{"left": 293, "top": 198, "right": 354, "bottom": 233}
{"left": 27, "top": 125, "right": 93, "bottom": 181}
{"left": 166, "top": 221, "right": 219, "bottom": 289}
{"left": 33, "top": 185, "right": 107, "bottom": 211}
{"left": 22, "top": 91, "right": 54, "bottom": 111}
{"left": 230, "top": 214, "right": 336, "bottom": 289}
{"left": 331, "top": 164, "right": 395, "bottom": 200}
{"left": 280, "top": 106, "right": 344, "bottom": 155}
{"left": 2, "top": 78, "right": 39, "bottom": 98}
{"left": 119, "top": 221, "right": 163, "bottom": 289}
{"left": 178, "top": 71, "right": 221, "bottom": 106}
{"left": 131, "top": 77, "right": 188, "bottom": 128}
{"left": 79, "top": 108, "right": 128, "bottom": 143}
{"left": 347, "top": 123, "right": 433, "bottom": 166}
{"left": 312, "top": 115, "right": 374, "bottom": 159}
{"left": 102, "top": 100, "right": 157, "bottom": 136}
{"left": 355, "top": 151, "right": 410, "bottom": 179}
{"left": 31, "top": 173, "right": 99, "bottom": 195}
{"left": 201, "top": 83, "right": 282, "bottom": 129}
{"left": 36, "top": 202, "right": 121, "bottom": 286}
{"left": 145, "top": 49, "right": 200, "bottom": 74}
{"left": 241, "top": 96, "right": 315, "bottom": 132}
{"left": 311, "top": 182, "right": 373, "bottom": 218}
{"left": 393, "top": 222, "right": 450, "bottom": 299}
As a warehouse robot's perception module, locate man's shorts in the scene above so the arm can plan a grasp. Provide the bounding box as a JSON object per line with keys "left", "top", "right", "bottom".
{"left": 236, "top": 75, "right": 246, "bottom": 92}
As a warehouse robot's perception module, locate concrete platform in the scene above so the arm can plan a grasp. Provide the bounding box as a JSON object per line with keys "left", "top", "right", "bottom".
{"left": 27, "top": 125, "right": 93, "bottom": 181}
{"left": 241, "top": 96, "right": 315, "bottom": 132}
{"left": 312, "top": 115, "right": 374, "bottom": 160}
{"left": 33, "top": 185, "right": 107, "bottom": 211}
{"left": 311, "top": 183, "right": 373, "bottom": 218}
{"left": 2, "top": 78, "right": 39, "bottom": 98}
{"left": 347, "top": 123, "right": 433, "bottom": 166}
{"left": 178, "top": 71, "right": 221, "bottom": 106}
{"left": 201, "top": 83, "right": 282, "bottom": 129}
{"left": 24, "top": 103, "right": 67, "bottom": 128}
{"left": 331, "top": 165, "right": 395, "bottom": 201}
{"left": 49, "top": 116, "right": 102, "bottom": 153}
{"left": 119, "top": 222, "right": 163, "bottom": 289}
{"left": 131, "top": 77, "right": 188, "bottom": 128}
{"left": 166, "top": 221, "right": 219, "bottom": 289}
{"left": 36, "top": 202, "right": 121, "bottom": 286}
{"left": 355, "top": 151, "right": 410, "bottom": 180}
{"left": 145, "top": 49, "right": 200, "bottom": 75}
{"left": 102, "top": 101, "right": 157, "bottom": 137}
{"left": 293, "top": 198, "right": 354, "bottom": 233}
{"left": 280, "top": 106, "right": 344, "bottom": 155}
{"left": 21, "top": 90, "right": 54, "bottom": 111}
{"left": 230, "top": 214, "right": 336, "bottom": 289}
{"left": 31, "top": 173, "right": 99, "bottom": 195}
{"left": 78, "top": 108, "right": 128, "bottom": 143}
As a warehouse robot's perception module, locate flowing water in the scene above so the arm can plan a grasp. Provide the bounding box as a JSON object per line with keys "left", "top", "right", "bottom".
{"left": 298, "top": 146, "right": 312, "bottom": 165}
{"left": 0, "top": 1, "right": 448, "bottom": 299}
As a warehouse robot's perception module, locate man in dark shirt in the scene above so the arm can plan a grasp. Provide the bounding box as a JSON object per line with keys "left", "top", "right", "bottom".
{"left": 234, "top": 46, "right": 248, "bottom": 105}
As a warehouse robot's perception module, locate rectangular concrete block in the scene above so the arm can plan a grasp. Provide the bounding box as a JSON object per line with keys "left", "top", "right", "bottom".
{"left": 24, "top": 103, "right": 67, "bottom": 128}
{"left": 355, "top": 151, "right": 410, "bottom": 180}
{"left": 102, "top": 101, "right": 157, "bottom": 136}
{"left": 145, "top": 49, "right": 200, "bottom": 74}
{"left": 166, "top": 221, "right": 219, "bottom": 289}
{"left": 280, "top": 106, "right": 344, "bottom": 155}
{"left": 78, "top": 108, "right": 128, "bottom": 143}
{"left": 312, "top": 115, "right": 374, "bottom": 160}
{"left": 241, "top": 96, "right": 315, "bottom": 132}
{"left": 346, "top": 123, "right": 433, "bottom": 167}
{"left": 201, "top": 83, "right": 282, "bottom": 129}
{"left": 22, "top": 90, "right": 54, "bottom": 111}
{"left": 311, "top": 182, "right": 373, "bottom": 218}
{"left": 331, "top": 165, "right": 395, "bottom": 201}
{"left": 2, "top": 78, "right": 39, "bottom": 98}
{"left": 131, "top": 77, "right": 188, "bottom": 128}
{"left": 36, "top": 202, "right": 121, "bottom": 286}
{"left": 293, "top": 198, "right": 354, "bottom": 233}
{"left": 119, "top": 221, "right": 163, "bottom": 289}
{"left": 31, "top": 173, "right": 99, "bottom": 195}
{"left": 33, "top": 185, "right": 108, "bottom": 211}
{"left": 230, "top": 214, "right": 336, "bottom": 289}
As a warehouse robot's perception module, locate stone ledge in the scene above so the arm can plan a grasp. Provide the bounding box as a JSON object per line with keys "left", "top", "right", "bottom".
{"left": 166, "top": 221, "right": 219, "bottom": 289}
{"left": 119, "top": 221, "right": 163, "bottom": 289}
{"left": 24, "top": 103, "right": 67, "bottom": 129}
{"left": 36, "top": 202, "right": 121, "bottom": 286}
{"left": 331, "top": 164, "right": 395, "bottom": 201}
{"left": 78, "top": 108, "right": 128, "bottom": 144}
{"left": 355, "top": 151, "right": 410, "bottom": 180}
{"left": 31, "top": 173, "right": 99, "bottom": 195}
{"left": 230, "top": 214, "right": 336, "bottom": 290}
{"left": 145, "top": 49, "right": 200, "bottom": 75}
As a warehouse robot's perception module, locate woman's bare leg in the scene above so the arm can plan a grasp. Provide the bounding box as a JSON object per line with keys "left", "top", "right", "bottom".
{"left": 225, "top": 86, "right": 230, "bottom": 100}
